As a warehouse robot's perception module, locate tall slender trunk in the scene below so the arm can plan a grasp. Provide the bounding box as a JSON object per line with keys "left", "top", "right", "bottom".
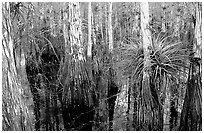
{"left": 161, "top": 3, "right": 166, "bottom": 32}
{"left": 132, "top": 3, "right": 141, "bottom": 131}
{"left": 2, "top": 2, "right": 33, "bottom": 131}
{"left": 140, "top": 2, "right": 154, "bottom": 130}
{"left": 108, "top": 2, "right": 113, "bottom": 52}
{"left": 88, "top": 2, "right": 92, "bottom": 57}
{"left": 105, "top": 3, "right": 108, "bottom": 45}
{"left": 126, "top": 77, "right": 131, "bottom": 131}
{"left": 99, "top": 3, "right": 103, "bottom": 41}
{"left": 107, "top": 2, "right": 118, "bottom": 131}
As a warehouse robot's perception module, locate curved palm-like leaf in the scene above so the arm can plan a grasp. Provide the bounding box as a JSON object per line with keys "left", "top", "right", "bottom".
{"left": 151, "top": 35, "right": 190, "bottom": 81}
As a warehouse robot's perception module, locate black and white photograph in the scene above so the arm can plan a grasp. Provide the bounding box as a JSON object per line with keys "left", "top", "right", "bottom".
{"left": 1, "top": 2, "right": 202, "bottom": 131}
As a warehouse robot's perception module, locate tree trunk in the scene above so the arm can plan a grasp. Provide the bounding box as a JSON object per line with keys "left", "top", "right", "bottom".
{"left": 179, "top": 58, "right": 201, "bottom": 130}
{"left": 194, "top": 3, "right": 202, "bottom": 59}
{"left": 175, "top": 3, "right": 181, "bottom": 39}
{"left": 63, "top": 2, "right": 83, "bottom": 59}
{"left": 2, "top": 2, "right": 33, "bottom": 131}
{"left": 140, "top": 2, "right": 154, "bottom": 130}
{"left": 99, "top": 3, "right": 103, "bottom": 41}
{"left": 161, "top": 3, "right": 166, "bottom": 32}
{"left": 126, "top": 77, "right": 131, "bottom": 131}
{"left": 132, "top": 3, "right": 141, "bottom": 131}
{"left": 107, "top": 2, "right": 118, "bottom": 131}
{"left": 61, "top": 2, "right": 95, "bottom": 131}
{"left": 105, "top": 3, "right": 108, "bottom": 45}
{"left": 179, "top": 2, "right": 202, "bottom": 131}
{"left": 108, "top": 2, "right": 113, "bottom": 52}
{"left": 88, "top": 2, "right": 92, "bottom": 57}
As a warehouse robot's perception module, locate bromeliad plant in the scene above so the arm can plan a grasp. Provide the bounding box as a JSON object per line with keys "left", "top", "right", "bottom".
{"left": 116, "top": 32, "right": 190, "bottom": 130}
{"left": 118, "top": 32, "right": 190, "bottom": 98}
{"left": 150, "top": 32, "right": 190, "bottom": 96}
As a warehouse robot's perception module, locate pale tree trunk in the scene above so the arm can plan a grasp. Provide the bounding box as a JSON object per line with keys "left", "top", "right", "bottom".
{"left": 63, "top": 3, "right": 69, "bottom": 56}
{"left": 95, "top": 3, "right": 100, "bottom": 34}
{"left": 161, "top": 3, "right": 166, "bottom": 32}
{"left": 192, "top": 4, "right": 202, "bottom": 125}
{"left": 175, "top": 3, "right": 182, "bottom": 39}
{"left": 92, "top": 7, "right": 96, "bottom": 47}
{"left": 133, "top": 3, "right": 140, "bottom": 37}
{"left": 99, "top": 3, "right": 103, "bottom": 41}
{"left": 87, "top": 2, "right": 92, "bottom": 57}
{"left": 140, "top": 2, "right": 154, "bottom": 130}
{"left": 69, "top": 2, "right": 83, "bottom": 59}
{"left": 63, "top": 2, "right": 83, "bottom": 60}
{"left": 2, "top": 2, "right": 33, "bottom": 131}
{"left": 140, "top": 2, "right": 163, "bottom": 130}
{"left": 108, "top": 2, "right": 113, "bottom": 52}
{"left": 194, "top": 3, "right": 202, "bottom": 59}
{"left": 105, "top": 3, "right": 108, "bottom": 45}
{"left": 61, "top": 2, "right": 96, "bottom": 130}
{"left": 107, "top": 2, "right": 118, "bottom": 131}
{"left": 107, "top": 2, "right": 113, "bottom": 130}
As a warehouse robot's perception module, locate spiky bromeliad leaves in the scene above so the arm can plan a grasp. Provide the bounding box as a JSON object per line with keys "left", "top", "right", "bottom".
{"left": 151, "top": 34, "right": 190, "bottom": 78}
{"left": 117, "top": 33, "right": 190, "bottom": 112}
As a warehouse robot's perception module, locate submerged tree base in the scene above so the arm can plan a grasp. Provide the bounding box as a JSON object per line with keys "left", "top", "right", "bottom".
{"left": 179, "top": 58, "right": 202, "bottom": 131}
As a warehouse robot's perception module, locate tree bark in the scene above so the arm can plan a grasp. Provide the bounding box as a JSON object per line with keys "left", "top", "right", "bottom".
{"left": 194, "top": 3, "right": 202, "bottom": 59}
{"left": 107, "top": 2, "right": 118, "bottom": 131}
{"left": 2, "top": 2, "right": 33, "bottom": 131}
{"left": 61, "top": 2, "right": 96, "bottom": 131}
{"left": 108, "top": 2, "right": 113, "bottom": 52}
{"left": 179, "top": 2, "right": 202, "bottom": 131}
{"left": 88, "top": 2, "right": 92, "bottom": 57}
{"left": 126, "top": 77, "right": 131, "bottom": 131}
{"left": 140, "top": 2, "right": 154, "bottom": 130}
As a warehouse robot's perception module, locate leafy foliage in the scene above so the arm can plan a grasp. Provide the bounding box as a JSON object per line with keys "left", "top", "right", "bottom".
{"left": 117, "top": 32, "right": 190, "bottom": 85}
